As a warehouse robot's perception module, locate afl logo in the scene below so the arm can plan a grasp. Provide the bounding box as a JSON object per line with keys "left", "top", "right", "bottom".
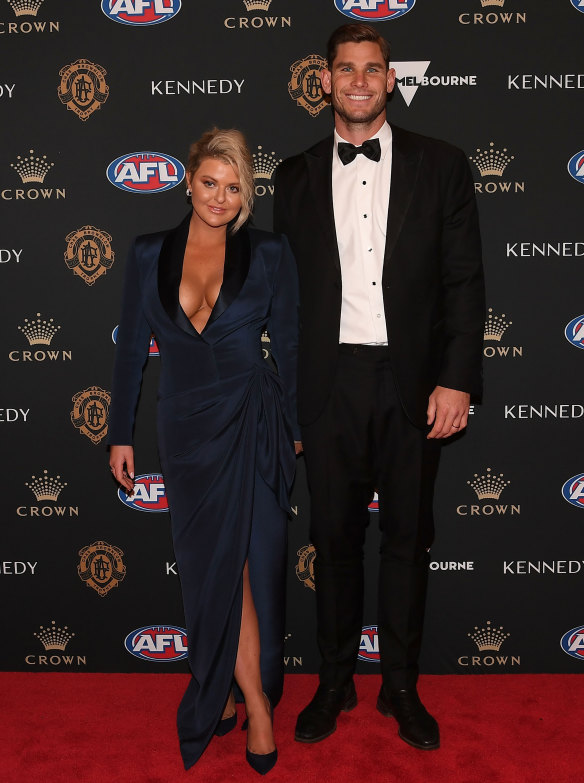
{"left": 562, "top": 474, "right": 584, "bottom": 509}
{"left": 118, "top": 473, "right": 169, "bottom": 512}
{"left": 124, "top": 625, "right": 188, "bottom": 661}
{"left": 567, "top": 150, "right": 584, "bottom": 184}
{"left": 368, "top": 492, "right": 379, "bottom": 512}
{"left": 570, "top": 0, "right": 584, "bottom": 14}
{"left": 101, "top": 0, "right": 181, "bottom": 26}
{"left": 107, "top": 152, "right": 185, "bottom": 194}
{"left": 112, "top": 325, "right": 159, "bottom": 356}
{"left": 560, "top": 625, "right": 584, "bottom": 659}
{"left": 334, "top": 0, "right": 415, "bottom": 22}
{"left": 565, "top": 315, "right": 584, "bottom": 350}
{"left": 358, "top": 625, "right": 380, "bottom": 662}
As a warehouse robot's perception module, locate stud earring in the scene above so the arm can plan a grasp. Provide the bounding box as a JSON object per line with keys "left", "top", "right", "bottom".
{"left": 186, "top": 188, "right": 192, "bottom": 196}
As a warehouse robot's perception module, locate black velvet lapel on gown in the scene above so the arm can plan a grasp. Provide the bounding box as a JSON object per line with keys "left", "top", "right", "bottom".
{"left": 158, "top": 212, "right": 251, "bottom": 337}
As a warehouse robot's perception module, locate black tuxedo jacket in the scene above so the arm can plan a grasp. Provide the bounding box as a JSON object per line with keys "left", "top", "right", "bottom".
{"left": 273, "top": 124, "right": 485, "bottom": 429}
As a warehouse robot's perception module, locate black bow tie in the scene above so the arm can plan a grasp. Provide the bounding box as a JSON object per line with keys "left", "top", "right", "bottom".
{"left": 337, "top": 138, "right": 381, "bottom": 165}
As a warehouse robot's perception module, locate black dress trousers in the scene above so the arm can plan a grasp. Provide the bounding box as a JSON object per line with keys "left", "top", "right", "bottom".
{"left": 301, "top": 344, "right": 440, "bottom": 691}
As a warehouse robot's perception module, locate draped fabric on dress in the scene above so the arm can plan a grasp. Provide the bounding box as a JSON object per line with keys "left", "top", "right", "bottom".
{"left": 108, "top": 214, "right": 299, "bottom": 768}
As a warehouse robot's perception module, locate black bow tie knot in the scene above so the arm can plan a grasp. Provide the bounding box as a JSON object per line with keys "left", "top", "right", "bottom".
{"left": 337, "top": 138, "right": 381, "bottom": 165}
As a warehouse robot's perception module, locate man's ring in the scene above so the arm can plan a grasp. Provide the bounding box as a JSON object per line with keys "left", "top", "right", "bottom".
{"left": 451, "top": 424, "right": 460, "bottom": 428}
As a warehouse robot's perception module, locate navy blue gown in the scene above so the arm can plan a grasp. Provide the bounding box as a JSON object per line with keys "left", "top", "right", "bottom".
{"left": 108, "top": 214, "right": 299, "bottom": 769}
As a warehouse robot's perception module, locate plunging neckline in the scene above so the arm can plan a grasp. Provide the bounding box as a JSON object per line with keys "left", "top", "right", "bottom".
{"left": 178, "top": 220, "right": 226, "bottom": 335}
{"left": 157, "top": 212, "right": 252, "bottom": 341}
{"left": 177, "top": 299, "right": 218, "bottom": 336}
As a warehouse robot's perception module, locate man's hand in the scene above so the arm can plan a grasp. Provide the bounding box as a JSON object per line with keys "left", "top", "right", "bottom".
{"left": 426, "top": 386, "right": 471, "bottom": 439}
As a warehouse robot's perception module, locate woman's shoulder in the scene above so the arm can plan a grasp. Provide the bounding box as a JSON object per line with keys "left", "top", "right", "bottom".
{"left": 247, "top": 225, "right": 289, "bottom": 253}
{"left": 132, "top": 213, "right": 190, "bottom": 259}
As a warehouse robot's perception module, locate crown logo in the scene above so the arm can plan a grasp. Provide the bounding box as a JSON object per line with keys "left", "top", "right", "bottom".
{"left": 253, "top": 146, "right": 282, "bottom": 180}
{"left": 484, "top": 308, "right": 512, "bottom": 341}
{"left": 480, "top": 0, "right": 504, "bottom": 6}
{"left": 467, "top": 468, "right": 510, "bottom": 500}
{"left": 468, "top": 621, "right": 510, "bottom": 651}
{"left": 243, "top": 0, "right": 272, "bottom": 10}
{"left": 34, "top": 621, "right": 75, "bottom": 651}
{"left": 10, "top": 150, "right": 54, "bottom": 183}
{"left": 25, "top": 469, "right": 67, "bottom": 501}
{"left": 469, "top": 142, "right": 514, "bottom": 177}
{"left": 5, "top": 0, "right": 44, "bottom": 16}
{"left": 18, "top": 313, "right": 60, "bottom": 345}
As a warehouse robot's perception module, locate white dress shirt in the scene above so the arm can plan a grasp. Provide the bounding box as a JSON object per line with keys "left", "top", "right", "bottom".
{"left": 332, "top": 122, "right": 392, "bottom": 344}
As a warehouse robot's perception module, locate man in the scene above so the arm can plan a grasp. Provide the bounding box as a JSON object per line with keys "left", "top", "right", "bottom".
{"left": 274, "top": 23, "right": 484, "bottom": 750}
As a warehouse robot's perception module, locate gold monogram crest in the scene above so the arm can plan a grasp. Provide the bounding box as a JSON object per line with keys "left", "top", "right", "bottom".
{"left": 78, "top": 540, "right": 126, "bottom": 597}
{"left": 64, "top": 226, "right": 114, "bottom": 285}
{"left": 58, "top": 59, "right": 109, "bottom": 121}
{"left": 295, "top": 544, "right": 316, "bottom": 591}
{"left": 288, "top": 54, "right": 328, "bottom": 117}
{"left": 71, "top": 386, "right": 111, "bottom": 444}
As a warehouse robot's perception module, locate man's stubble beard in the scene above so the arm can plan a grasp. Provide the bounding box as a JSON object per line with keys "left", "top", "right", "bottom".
{"left": 331, "top": 98, "right": 388, "bottom": 130}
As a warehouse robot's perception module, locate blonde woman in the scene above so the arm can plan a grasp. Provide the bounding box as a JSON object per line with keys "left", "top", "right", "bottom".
{"left": 108, "top": 129, "right": 299, "bottom": 774}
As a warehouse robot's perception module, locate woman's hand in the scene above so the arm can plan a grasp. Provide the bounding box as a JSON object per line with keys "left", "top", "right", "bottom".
{"left": 109, "top": 445, "right": 135, "bottom": 493}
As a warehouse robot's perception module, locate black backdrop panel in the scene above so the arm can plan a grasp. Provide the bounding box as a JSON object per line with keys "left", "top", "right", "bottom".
{"left": 2, "top": 0, "right": 584, "bottom": 676}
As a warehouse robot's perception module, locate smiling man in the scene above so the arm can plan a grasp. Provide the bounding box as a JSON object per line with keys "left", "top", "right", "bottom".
{"left": 274, "top": 23, "right": 485, "bottom": 750}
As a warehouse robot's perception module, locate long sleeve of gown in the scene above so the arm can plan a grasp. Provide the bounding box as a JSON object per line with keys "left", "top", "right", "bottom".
{"left": 267, "top": 234, "right": 300, "bottom": 442}
{"left": 107, "top": 239, "right": 152, "bottom": 445}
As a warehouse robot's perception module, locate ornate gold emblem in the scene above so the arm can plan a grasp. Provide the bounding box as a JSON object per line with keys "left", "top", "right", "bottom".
{"left": 58, "top": 59, "right": 109, "bottom": 121}
{"left": 64, "top": 226, "right": 114, "bottom": 285}
{"left": 71, "top": 386, "right": 111, "bottom": 444}
{"left": 78, "top": 540, "right": 126, "bottom": 597}
{"left": 288, "top": 54, "right": 328, "bottom": 117}
{"left": 295, "top": 544, "right": 316, "bottom": 591}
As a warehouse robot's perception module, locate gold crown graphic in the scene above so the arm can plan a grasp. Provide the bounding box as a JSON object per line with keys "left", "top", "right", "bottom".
{"left": 480, "top": 0, "right": 504, "bottom": 6}
{"left": 243, "top": 0, "right": 272, "bottom": 10}
{"left": 467, "top": 468, "right": 510, "bottom": 500}
{"left": 469, "top": 142, "right": 514, "bottom": 177}
{"left": 10, "top": 150, "right": 54, "bottom": 184}
{"left": 468, "top": 620, "right": 510, "bottom": 651}
{"left": 25, "top": 469, "right": 67, "bottom": 501}
{"left": 18, "top": 313, "right": 60, "bottom": 345}
{"left": 5, "top": 0, "right": 44, "bottom": 16}
{"left": 34, "top": 621, "right": 75, "bottom": 651}
{"left": 484, "top": 308, "right": 512, "bottom": 341}
{"left": 252, "top": 146, "right": 282, "bottom": 180}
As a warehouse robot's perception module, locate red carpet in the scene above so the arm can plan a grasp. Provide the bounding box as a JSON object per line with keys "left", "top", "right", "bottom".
{"left": 2, "top": 673, "right": 580, "bottom": 783}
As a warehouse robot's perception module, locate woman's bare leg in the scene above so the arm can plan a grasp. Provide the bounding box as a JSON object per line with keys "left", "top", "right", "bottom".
{"left": 234, "top": 562, "right": 275, "bottom": 754}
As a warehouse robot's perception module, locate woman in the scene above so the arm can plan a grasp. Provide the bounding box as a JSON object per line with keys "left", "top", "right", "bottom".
{"left": 108, "top": 128, "right": 299, "bottom": 774}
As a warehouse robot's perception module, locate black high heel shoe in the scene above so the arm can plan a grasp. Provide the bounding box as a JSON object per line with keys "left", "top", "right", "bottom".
{"left": 214, "top": 710, "right": 237, "bottom": 736}
{"left": 245, "top": 693, "right": 277, "bottom": 775}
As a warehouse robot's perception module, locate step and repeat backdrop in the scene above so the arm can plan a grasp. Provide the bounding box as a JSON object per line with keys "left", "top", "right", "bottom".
{"left": 2, "top": 0, "right": 583, "bottom": 676}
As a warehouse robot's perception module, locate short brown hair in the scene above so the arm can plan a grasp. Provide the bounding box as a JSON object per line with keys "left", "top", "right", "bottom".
{"left": 326, "top": 23, "right": 390, "bottom": 69}
{"left": 186, "top": 128, "right": 254, "bottom": 232}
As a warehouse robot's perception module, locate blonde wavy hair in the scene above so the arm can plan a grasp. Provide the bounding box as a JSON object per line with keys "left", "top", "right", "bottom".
{"left": 186, "top": 128, "right": 254, "bottom": 232}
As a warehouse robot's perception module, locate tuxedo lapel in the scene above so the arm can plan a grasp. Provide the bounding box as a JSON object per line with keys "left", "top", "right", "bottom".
{"left": 384, "top": 126, "right": 423, "bottom": 270}
{"left": 305, "top": 137, "right": 341, "bottom": 272}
